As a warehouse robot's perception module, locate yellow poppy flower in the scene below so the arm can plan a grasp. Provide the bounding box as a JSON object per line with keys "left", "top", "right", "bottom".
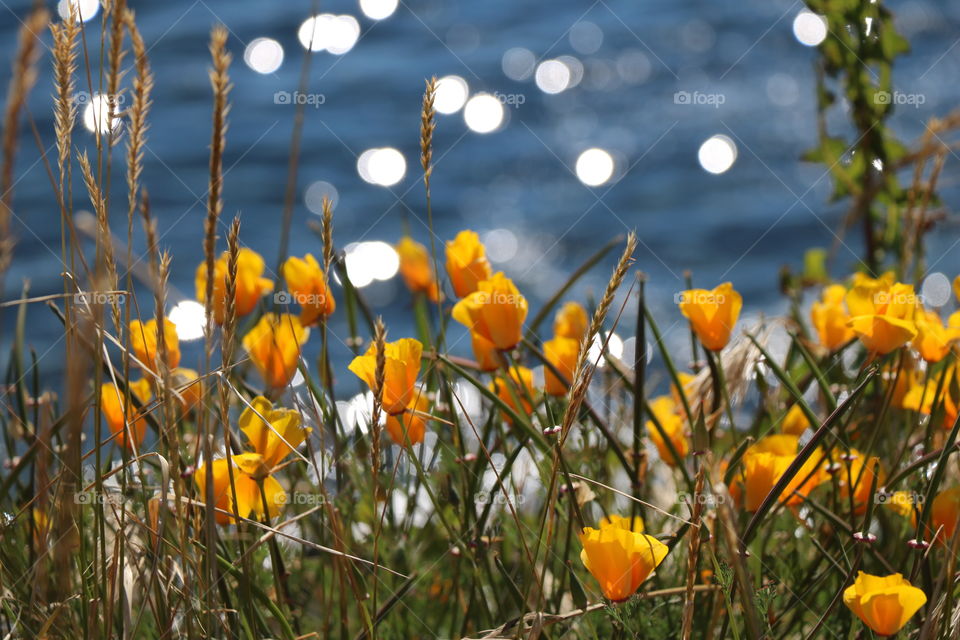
{"left": 554, "top": 301, "right": 589, "bottom": 341}
{"left": 810, "top": 284, "right": 854, "bottom": 351}
{"left": 579, "top": 516, "right": 668, "bottom": 602}
{"left": 738, "top": 435, "right": 826, "bottom": 511}
{"left": 445, "top": 230, "right": 492, "bottom": 298}
{"left": 452, "top": 272, "right": 528, "bottom": 351}
{"left": 196, "top": 247, "right": 274, "bottom": 325}
{"left": 902, "top": 369, "right": 959, "bottom": 429}
{"left": 241, "top": 313, "right": 309, "bottom": 389}
{"left": 845, "top": 281, "right": 918, "bottom": 354}
{"left": 543, "top": 336, "right": 580, "bottom": 396}
{"left": 832, "top": 449, "right": 884, "bottom": 515}
{"left": 281, "top": 253, "right": 336, "bottom": 325}
{"left": 780, "top": 404, "right": 810, "bottom": 436}
{"left": 129, "top": 318, "right": 180, "bottom": 369}
{"left": 100, "top": 382, "right": 150, "bottom": 450}
{"left": 194, "top": 455, "right": 285, "bottom": 525}
{"left": 385, "top": 391, "right": 431, "bottom": 446}
{"left": 912, "top": 309, "right": 960, "bottom": 363}
{"left": 348, "top": 338, "right": 423, "bottom": 416}
{"left": 490, "top": 365, "right": 536, "bottom": 422}
{"left": 645, "top": 395, "right": 689, "bottom": 467}
{"left": 677, "top": 282, "right": 742, "bottom": 352}
{"left": 171, "top": 367, "right": 203, "bottom": 411}
{"left": 470, "top": 332, "right": 504, "bottom": 372}
{"left": 397, "top": 236, "right": 439, "bottom": 302}
{"left": 239, "top": 396, "right": 311, "bottom": 469}
{"left": 843, "top": 572, "right": 926, "bottom": 636}
{"left": 932, "top": 487, "right": 960, "bottom": 542}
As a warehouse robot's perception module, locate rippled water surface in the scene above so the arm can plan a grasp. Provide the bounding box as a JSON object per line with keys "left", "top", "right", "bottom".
{"left": 2, "top": 0, "right": 960, "bottom": 375}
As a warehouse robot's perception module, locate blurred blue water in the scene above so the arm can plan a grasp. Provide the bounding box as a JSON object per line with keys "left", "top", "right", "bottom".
{"left": 2, "top": 0, "right": 960, "bottom": 381}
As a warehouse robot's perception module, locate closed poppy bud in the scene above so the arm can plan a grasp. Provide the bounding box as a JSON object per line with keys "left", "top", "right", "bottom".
{"left": 832, "top": 449, "right": 884, "bottom": 515}
{"left": 490, "top": 366, "right": 536, "bottom": 422}
{"left": 645, "top": 396, "right": 689, "bottom": 466}
{"left": 932, "top": 487, "right": 960, "bottom": 542}
{"left": 739, "top": 435, "right": 826, "bottom": 511}
{"left": 130, "top": 318, "right": 180, "bottom": 369}
{"left": 241, "top": 313, "right": 309, "bottom": 389}
{"left": 452, "top": 272, "right": 528, "bottom": 351}
{"left": 194, "top": 456, "right": 285, "bottom": 525}
{"left": 954, "top": 275, "right": 960, "bottom": 303}
{"left": 171, "top": 367, "right": 203, "bottom": 411}
{"left": 239, "top": 396, "right": 311, "bottom": 469}
{"left": 811, "top": 284, "right": 854, "bottom": 351}
{"left": 386, "top": 392, "right": 431, "bottom": 446}
{"left": 579, "top": 516, "right": 668, "bottom": 602}
{"left": 445, "top": 230, "right": 492, "bottom": 298}
{"left": 543, "top": 336, "right": 579, "bottom": 396}
{"left": 282, "top": 253, "right": 335, "bottom": 325}
{"left": 471, "top": 332, "right": 504, "bottom": 372}
{"left": 397, "top": 236, "right": 440, "bottom": 302}
{"left": 677, "top": 282, "right": 742, "bottom": 351}
{"left": 100, "top": 382, "right": 149, "bottom": 450}
{"left": 554, "top": 302, "right": 589, "bottom": 341}
{"left": 348, "top": 338, "right": 423, "bottom": 416}
{"left": 846, "top": 282, "right": 918, "bottom": 354}
{"left": 196, "top": 248, "right": 274, "bottom": 325}
{"left": 912, "top": 309, "right": 960, "bottom": 363}
{"left": 780, "top": 404, "right": 810, "bottom": 436}
{"left": 843, "top": 572, "right": 926, "bottom": 636}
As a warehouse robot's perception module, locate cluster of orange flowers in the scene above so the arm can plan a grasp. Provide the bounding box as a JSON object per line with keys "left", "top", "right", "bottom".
{"left": 100, "top": 235, "right": 959, "bottom": 631}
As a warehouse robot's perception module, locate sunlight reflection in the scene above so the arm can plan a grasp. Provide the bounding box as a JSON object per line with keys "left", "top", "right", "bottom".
{"left": 434, "top": 76, "right": 469, "bottom": 115}
{"left": 298, "top": 14, "right": 360, "bottom": 54}
{"left": 575, "top": 148, "right": 615, "bottom": 186}
{"left": 697, "top": 135, "right": 737, "bottom": 174}
{"left": 168, "top": 300, "right": 205, "bottom": 342}
{"left": 244, "top": 38, "right": 284, "bottom": 74}
{"left": 793, "top": 11, "right": 828, "bottom": 46}
{"left": 344, "top": 241, "right": 400, "bottom": 288}
{"left": 359, "top": 0, "right": 398, "bottom": 20}
{"left": 464, "top": 94, "right": 505, "bottom": 134}
{"left": 357, "top": 148, "right": 406, "bottom": 186}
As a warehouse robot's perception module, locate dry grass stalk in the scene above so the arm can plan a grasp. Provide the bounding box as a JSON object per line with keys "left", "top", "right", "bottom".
{"left": 559, "top": 232, "right": 637, "bottom": 441}
{"left": 105, "top": 0, "right": 126, "bottom": 148}
{"left": 51, "top": 9, "right": 79, "bottom": 186}
{"left": 322, "top": 195, "right": 335, "bottom": 275}
{"left": 78, "top": 150, "right": 121, "bottom": 330}
{"left": 202, "top": 25, "right": 231, "bottom": 334}
{"left": 0, "top": 8, "right": 49, "bottom": 279}
{"left": 200, "top": 25, "right": 231, "bottom": 617}
{"left": 420, "top": 76, "right": 437, "bottom": 182}
{"left": 124, "top": 10, "right": 153, "bottom": 231}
